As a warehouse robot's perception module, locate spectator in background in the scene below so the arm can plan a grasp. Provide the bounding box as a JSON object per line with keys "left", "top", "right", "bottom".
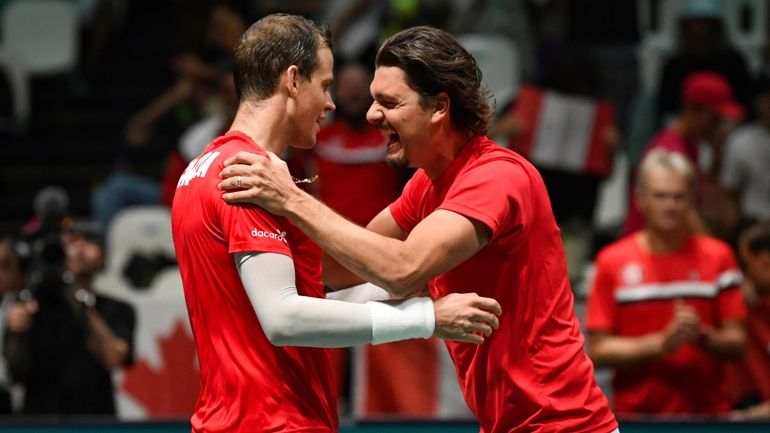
{"left": 730, "top": 220, "right": 770, "bottom": 420}
{"left": 719, "top": 74, "right": 770, "bottom": 243}
{"left": 89, "top": 3, "right": 247, "bottom": 230}
{"left": 586, "top": 149, "right": 746, "bottom": 416}
{"left": 4, "top": 221, "right": 135, "bottom": 415}
{"left": 657, "top": 0, "right": 751, "bottom": 126}
{"left": 623, "top": 71, "right": 743, "bottom": 236}
{"left": 160, "top": 70, "right": 238, "bottom": 207}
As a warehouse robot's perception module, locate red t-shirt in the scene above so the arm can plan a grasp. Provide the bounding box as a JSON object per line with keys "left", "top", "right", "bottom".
{"left": 389, "top": 136, "right": 617, "bottom": 433}
{"left": 171, "top": 131, "right": 337, "bottom": 433}
{"left": 586, "top": 234, "right": 746, "bottom": 415}
{"left": 314, "top": 119, "right": 400, "bottom": 225}
{"left": 623, "top": 128, "right": 700, "bottom": 235}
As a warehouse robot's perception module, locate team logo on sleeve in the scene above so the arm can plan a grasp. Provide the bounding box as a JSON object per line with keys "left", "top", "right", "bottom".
{"left": 251, "top": 228, "right": 288, "bottom": 243}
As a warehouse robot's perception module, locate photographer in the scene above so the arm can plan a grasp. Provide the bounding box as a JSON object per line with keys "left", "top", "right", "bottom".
{"left": 5, "top": 221, "right": 135, "bottom": 416}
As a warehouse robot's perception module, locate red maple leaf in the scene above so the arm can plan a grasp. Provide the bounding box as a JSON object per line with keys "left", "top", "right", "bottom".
{"left": 122, "top": 320, "right": 200, "bottom": 417}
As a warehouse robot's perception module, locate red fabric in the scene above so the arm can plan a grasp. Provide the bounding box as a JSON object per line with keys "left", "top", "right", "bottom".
{"left": 314, "top": 120, "right": 400, "bottom": 225}
{"left": 622, "top": 128, "right": 700, "bottom": 235}
{"left": 586, "top": 234, "right": 746, "bottom": 415}
{"left": 508, "top": 85, "right": 542, "bottom": 158}
{"left": 389, "top": 136, "right": 617, "bottom": 433}
{"left": 171, "top": 131, "right": 337, "bottom": 433}
{"left": 363, "top": 339, "right": 439, "bottom": 416}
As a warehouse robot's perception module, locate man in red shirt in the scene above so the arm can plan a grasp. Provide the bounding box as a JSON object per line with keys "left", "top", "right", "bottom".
{"left": 730, "top": 221, "right": 770, "bottom": 419}
{"left": 586, "top": 148, "right": 747, "bottom": 415}
{"left": 218, "top": 26, "right": 618, "bottom": 433}
{"left": 172, "top": 15, "right": 502, "bottom": 433}
{"left": 623, "top": 71, "right": 744, "bottom": 235}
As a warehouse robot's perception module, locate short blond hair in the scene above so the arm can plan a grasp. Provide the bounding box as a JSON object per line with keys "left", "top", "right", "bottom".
{"left": 636, "top": 149, "right": 696, "bottom": 192}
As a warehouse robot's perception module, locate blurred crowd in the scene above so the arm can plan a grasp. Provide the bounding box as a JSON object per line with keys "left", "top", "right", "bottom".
{"left": 0, "top": 0, "right": 770, "bottom": 423}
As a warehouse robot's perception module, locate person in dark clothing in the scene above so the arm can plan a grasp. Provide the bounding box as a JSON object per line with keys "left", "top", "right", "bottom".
{"left": 4, "top": 220, "right": 135, "bottom": 415}
{"left": 657, "top": 0, "right": 752, "bottom": 125}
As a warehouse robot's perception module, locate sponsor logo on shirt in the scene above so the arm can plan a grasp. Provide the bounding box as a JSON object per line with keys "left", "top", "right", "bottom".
{"left": 251, "top": 228, "right": 287, "bottom": 243}
{"left": 620, "top": 262, "right": 644, "bottom": 286}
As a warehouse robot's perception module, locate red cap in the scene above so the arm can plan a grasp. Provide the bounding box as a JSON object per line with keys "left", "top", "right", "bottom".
{"left": 682, "top": 71, "right": 745, "bottom": 120}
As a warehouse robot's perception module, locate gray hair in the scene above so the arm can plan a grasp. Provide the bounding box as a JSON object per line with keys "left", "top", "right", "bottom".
{"left": 636, "top": 149, "right": 696, "bottom": 192}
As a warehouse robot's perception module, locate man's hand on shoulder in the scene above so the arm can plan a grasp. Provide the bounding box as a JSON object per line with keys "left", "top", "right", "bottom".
{"left": 218, "top": 150, "right": 300, "bottom": 215}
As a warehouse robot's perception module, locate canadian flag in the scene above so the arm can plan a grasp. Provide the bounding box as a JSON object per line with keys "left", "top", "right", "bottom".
{"left": 510, "top": 85, "right": 615, "bottom": 176}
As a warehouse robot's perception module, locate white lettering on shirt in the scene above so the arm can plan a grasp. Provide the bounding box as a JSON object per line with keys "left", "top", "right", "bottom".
{"left": 177, "top": 151, "right": 221, "bottom": 187}
{"left": 251, "top": 228, "right": 288, "bottom": 244}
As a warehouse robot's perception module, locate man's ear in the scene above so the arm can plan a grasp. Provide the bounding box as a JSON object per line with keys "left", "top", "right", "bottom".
{"left": 431, "top": 92, "right": 450, "bottom": 123}
{"left": 283, "top": 65, "right": 300, "bottom": 97}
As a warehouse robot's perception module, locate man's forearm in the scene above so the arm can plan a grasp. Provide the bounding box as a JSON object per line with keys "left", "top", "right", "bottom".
{"left": 84, "top": 309, "right": 130, "bottom": 370}
{"left": 285, "top": 190, "right": 422, "bottom": 295}
{"left": 588, "top": 332, "right": 666, "bottom": 369}
{"left": 700, "top": 323, "right": 746, "bottom": 360}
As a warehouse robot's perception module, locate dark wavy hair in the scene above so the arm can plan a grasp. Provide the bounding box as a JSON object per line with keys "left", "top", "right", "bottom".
{"left": 233, "top": 14, "right": 332, "bottom": 102}
{"left": 742, "top": 220, "right": 770, "bottom": 254}
{"left": 375, "top": 26, "right": 492, "bottom": 136}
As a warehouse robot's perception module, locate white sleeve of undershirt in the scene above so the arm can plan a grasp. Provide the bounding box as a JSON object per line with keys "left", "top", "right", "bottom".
{"left": 235, "top": 252, "right": 434, "bottom": 347}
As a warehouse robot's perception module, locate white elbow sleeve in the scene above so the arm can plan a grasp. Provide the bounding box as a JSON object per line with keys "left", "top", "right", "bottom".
{"left": 367, "top": 297, "right": 435, "bottom": 345}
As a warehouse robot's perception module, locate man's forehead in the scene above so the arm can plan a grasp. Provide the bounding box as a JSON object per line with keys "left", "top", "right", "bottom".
{"left": 370, "top": 66, "right": 411, "bottom": 96}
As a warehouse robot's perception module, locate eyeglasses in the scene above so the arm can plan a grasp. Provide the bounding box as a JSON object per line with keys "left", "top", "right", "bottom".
{"left": 292, "top": 175, "right": 319, "bottom": 185}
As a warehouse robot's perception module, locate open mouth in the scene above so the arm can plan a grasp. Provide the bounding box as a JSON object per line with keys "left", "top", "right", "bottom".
{"left": 386, "top": 131, "right": 399, "bottom": 145}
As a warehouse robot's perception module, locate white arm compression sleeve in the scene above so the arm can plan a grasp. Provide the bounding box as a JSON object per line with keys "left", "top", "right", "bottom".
{"left": 235, "top": 252, "right": 434, "bottom": 347}
{"left": 325, "top": 283, "right": 391, "bottom": 303}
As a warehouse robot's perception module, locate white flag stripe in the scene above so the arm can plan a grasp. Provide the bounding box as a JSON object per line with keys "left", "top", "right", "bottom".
{"left": 530, "top": 94, "right": 566, "bottom": 166}
{"left": 561, "top": 96, "right": 595, "bottom": 170}
{"left": 531, "top": 92, "right": 597, "bottom": 171}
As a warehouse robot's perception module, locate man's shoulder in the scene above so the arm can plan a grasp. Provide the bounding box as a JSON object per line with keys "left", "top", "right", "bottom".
{"left": 465, "top": 137, "right": 531, "bottom": 178}
{"left": 690, "top": 235, "right": 735, "bottom": 259}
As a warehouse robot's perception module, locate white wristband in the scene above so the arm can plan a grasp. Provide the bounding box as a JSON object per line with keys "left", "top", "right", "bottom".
{"left": 366, "top": 297, "right": 435, "bottom": 345}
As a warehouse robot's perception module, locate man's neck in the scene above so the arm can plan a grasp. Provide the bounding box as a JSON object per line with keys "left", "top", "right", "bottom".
{"left": 228, "top": 99, "right": 290, "bottom": 155}
{"left": 423, "top": 129, "right": 474, "bottom": 180}
{"left": 639, "top": 228, "right": 689, "bottom": 254}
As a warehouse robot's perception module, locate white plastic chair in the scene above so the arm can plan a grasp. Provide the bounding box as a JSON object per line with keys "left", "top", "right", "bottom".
{"left": 99, "top": 206, "right": 175, "bottom": 290}
{"left": 0, "top": 48, "right": 30, "bottom": 129}
{"left": 456, "top": 34, "right": 520, "bottom": 112}
{"left": 1, "top": 0, "right": 79, "bottom": 75}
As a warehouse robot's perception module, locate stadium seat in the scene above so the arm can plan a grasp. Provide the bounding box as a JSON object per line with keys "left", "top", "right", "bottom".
{"left": 0, "top": 0, "right": 79, "bottom": 75}
{"left": 96, "top": 206, "right": 176, "bottom": 294}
